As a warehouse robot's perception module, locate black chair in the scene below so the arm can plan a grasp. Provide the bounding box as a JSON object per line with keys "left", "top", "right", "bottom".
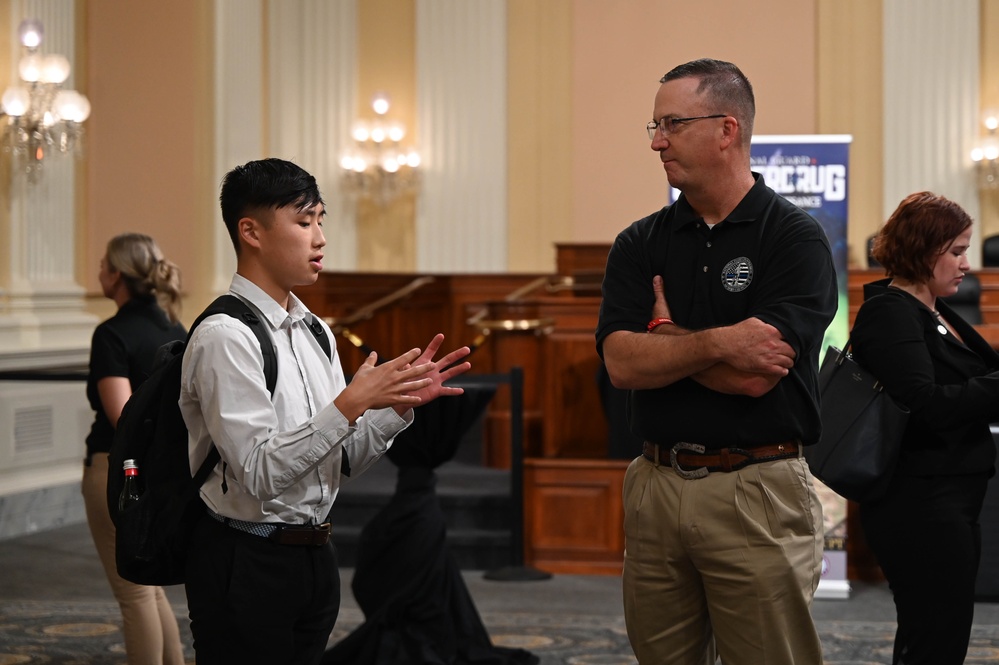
{"left": 941, "top": 272, "right": 982, "bottom": 325}
{"left": 983, "top": 235, "right": 999, "bottom": 268}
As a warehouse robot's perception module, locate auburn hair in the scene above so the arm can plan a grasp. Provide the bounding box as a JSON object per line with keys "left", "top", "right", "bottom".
{"left": 872, "top": 191, "right": 972, "bottom": 283}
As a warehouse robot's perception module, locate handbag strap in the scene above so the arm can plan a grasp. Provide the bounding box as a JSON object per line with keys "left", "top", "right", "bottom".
{"left": 833, "top": 337, "right": 888, "bottom": 392}
{"left": 833, "top": 337, "right": 853, "bottom": 366}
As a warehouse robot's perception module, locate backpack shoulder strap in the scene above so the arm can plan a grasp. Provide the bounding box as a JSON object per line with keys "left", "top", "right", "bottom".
{"left": 192, "top": 299, "right": 346, "bottom": 478}
{"left": 306, "top": 315, "right": 332, "bottom": 361}
{"left": 304, "top": 314, "right": 347, "bottom": 476}
{"left": 190, "top": 294, "right": 278, "bottom": 396}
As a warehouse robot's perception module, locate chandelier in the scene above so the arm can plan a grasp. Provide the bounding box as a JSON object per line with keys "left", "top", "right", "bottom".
{"left": 340, "top": 93, "right": 421, "bottom": 206}
{"left": 0, "top": 19, "right": 91, "bottom": 178}
{"left": 971, "top": 109, "right": 999, "bottom": 189}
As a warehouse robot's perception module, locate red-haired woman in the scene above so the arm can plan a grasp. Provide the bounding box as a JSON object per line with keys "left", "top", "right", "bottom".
{"left": 851, "top": 192, "right": 999, "bottom": 664}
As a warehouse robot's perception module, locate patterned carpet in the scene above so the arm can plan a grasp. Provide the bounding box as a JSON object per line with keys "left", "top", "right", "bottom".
{"left": 4, "top": 599, "right": 999, "bottom": 664}
{"left": 0, "top": 601, "right": 637, "bottom": 665}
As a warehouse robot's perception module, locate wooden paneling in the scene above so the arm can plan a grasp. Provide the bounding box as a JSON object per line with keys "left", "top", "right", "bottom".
{"left": 523, "top": 458, "right": 627, "bottom": 575}
{"left": 297, "top": 272, "right": 544, "bottom": 373}
{"left": 846, "top": 500, "right": 884, "bottom": 583}
{"left": 539, "top": 303, "right": 607, "bottom": 459}
{"left": 480, "top": 301, "right": 548, "bottom": 465}
{"left": 555, "top": 243, "right": 610, "bottom": 277}
{"left": 297, "top": 271, "right": 606, "bottom": 467}
{"left": 479, "top": 296, "right": 607, "bottom": 463}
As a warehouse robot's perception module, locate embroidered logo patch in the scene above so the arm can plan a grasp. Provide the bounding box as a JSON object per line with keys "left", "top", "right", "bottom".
{"left": 721, "top": 257, "right": 753, "bottom": 292}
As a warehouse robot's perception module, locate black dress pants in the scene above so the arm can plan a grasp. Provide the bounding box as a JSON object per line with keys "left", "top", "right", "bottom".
{"left": 860, "top": 472, "right": 988, "bottom": 665}
{"left": 185, "top": 514, "right": 340, "bottom": 665}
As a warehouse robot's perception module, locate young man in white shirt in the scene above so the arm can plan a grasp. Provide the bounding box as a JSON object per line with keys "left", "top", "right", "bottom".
{"left": 180, "top": 157, "right": 471, "bottom": 665}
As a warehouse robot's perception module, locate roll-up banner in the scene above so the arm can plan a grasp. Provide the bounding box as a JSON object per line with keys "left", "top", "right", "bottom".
{"left": 671, "top": 135, "right": 853, "bottom": 598}
{"left": 755, "top": 135, "right": 852, "bottom": 600}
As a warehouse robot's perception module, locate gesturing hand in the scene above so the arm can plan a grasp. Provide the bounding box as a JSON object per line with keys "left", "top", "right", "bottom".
{"left": 335, "top": 347, "right": 436, "bottom": 424}
{"left": 398, "top": 334, "right": 471, "bottom": 413}
{"left": 334, "top": 335, "right": 473, "bottom": 424}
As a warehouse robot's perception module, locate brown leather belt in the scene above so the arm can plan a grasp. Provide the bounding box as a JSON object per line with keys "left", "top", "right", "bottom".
{"left": 642, "top": 440, "right": 799, "bottom": 479}
{"left": 208, "top": 510, "right": 331, "bottom": 546}
{"left": 270, "top": 523, "right": 332, "bottom": 547}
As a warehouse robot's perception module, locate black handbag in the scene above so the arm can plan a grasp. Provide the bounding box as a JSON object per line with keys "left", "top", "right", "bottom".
{"left": 804, "top": 343, "right": 909, "bottom": 503}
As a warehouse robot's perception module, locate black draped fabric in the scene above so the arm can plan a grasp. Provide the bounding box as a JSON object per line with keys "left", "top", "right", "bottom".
{"left": 323, "top": 386, "right": 538, "bottom": 665}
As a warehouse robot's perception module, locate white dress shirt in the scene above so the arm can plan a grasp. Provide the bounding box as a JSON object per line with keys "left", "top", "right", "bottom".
{"left": 180, "top": 274, "right": 411, "bottom": 525}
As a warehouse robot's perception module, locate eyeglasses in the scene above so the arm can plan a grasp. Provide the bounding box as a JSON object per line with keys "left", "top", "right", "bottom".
{"left": 646, "top": 114, "right": 727, "bottom": 140}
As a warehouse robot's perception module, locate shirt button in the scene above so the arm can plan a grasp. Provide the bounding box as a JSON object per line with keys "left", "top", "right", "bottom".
{"left": 706, "top": 241, "right": 712, "bottom": 248}
{"left": 703, "top": 266, "right": 708, "bottom": 272}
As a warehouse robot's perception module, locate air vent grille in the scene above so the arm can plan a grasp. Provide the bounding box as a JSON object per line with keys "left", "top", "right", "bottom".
{"left": 14, "top": 405, "right": 53, "bottom": 454}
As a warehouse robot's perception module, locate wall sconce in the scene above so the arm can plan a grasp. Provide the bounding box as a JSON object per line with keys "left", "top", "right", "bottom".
{"left": 340, "top": 92, "right": 421, "bottom": 206}
{"left": 0, "top": 18, "right": 91, "bottom": 180}
{"left": 971, "top": 109, "right": 999, "bottom": 189}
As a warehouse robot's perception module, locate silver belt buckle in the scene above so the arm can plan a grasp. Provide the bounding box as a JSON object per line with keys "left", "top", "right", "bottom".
{"left": 670, "top": 442, "right": 708, "bottom": 479}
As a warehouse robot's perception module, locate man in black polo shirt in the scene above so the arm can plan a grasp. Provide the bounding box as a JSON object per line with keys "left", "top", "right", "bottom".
{"left": 596, "top": 59, "right": 837, "bottom": 664}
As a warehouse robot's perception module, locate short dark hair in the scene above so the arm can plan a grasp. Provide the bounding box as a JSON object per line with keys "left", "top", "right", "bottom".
{"left": 873, "top": 191, "right": 973, "bottom": 283}
{"left": 661, "top": 58, "right": 755, "bottom": 143}
{"left": 219, "top": 158, "right": 324, "bottom": 254}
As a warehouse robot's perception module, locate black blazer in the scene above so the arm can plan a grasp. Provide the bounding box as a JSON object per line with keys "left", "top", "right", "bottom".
{"left": 850, "top": 279, "right": 999, "bottom": 477}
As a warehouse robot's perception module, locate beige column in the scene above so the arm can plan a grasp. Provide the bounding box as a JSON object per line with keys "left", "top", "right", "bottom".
{"left": 883, "top": 0, "right": 981, "bottom": 263}
{"left": 415, "top": 0, "right": 508, "bottom": 273}
{"left": 268, "top": 0, "right": 358, "bottom": 271}
{"left": 212, "top": 0, "right": 360, "bottom": 288}
{"left": 817, "top": 0, "right": 884, "bottom": 269}
{"left": 0, "top": 0, "right": 96, "bottom": 358}
{"left": 506, "top": 0, "right": 571, "bottom": 274}
{"left": 979, "top": 0, "right": 999, "bottom": 239}
{"left": 207, "top": 0, "right": 264, "bottom": 296}
{"left": 0, "top": 0, "right": 95, "bottom": 513}
{"left": 353, "top": 0, "right": 416, "bottom": 272}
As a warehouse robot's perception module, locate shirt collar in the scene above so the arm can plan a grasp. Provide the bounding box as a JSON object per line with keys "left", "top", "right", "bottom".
{"left": 673, "top": 172, "right": 769, "bottom": 230}
{"left": 119, "top": 294, "right": 157, "bottom": 312}
{"left": 118, "top": 295, "right": 170, "bottom": 325}
{"left": 228, "top": 273, "right": 311, "bottom": 329}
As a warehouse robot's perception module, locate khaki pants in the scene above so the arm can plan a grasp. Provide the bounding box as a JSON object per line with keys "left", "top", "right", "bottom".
{"left": 82, "top": 452, "right": 186, "bottom": 665}
{"left": 622, "top": 453, "right": 824, "bottom": 665}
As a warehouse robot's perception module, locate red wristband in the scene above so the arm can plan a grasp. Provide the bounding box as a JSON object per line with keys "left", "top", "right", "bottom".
{"left": 647, "top": 317, "right": 674, "bottom": 332}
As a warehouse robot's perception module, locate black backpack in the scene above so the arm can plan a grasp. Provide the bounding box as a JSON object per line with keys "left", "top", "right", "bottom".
{"left": 107, "top": 294, "right": 332, "bottom": 586}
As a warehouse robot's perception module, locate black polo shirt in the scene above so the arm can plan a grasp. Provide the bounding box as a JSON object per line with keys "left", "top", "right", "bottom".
{"left": 86, "top": 296, "right": 187, "bottom": 457}
{"left": 596, "top": 174, "right": 837, "bottom": 448}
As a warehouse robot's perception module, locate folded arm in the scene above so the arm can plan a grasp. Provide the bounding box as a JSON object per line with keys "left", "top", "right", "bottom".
{"left": 602, "top": 275, "right": 794, "bottom": 396}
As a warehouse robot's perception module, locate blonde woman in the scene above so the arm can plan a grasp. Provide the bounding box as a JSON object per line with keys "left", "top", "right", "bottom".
{"left": 82, "top": 233, "right": 187, "bottom": 664}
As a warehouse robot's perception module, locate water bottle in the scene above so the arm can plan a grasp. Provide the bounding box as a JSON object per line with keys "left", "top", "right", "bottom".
{"left": 118, "top": 458, "right": 141, "bottom": 512}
